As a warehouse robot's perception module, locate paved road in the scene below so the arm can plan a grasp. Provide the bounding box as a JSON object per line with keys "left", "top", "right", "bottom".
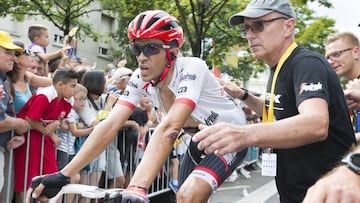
{"left": 211, "top": 165, "right": 280, "bottom": 203}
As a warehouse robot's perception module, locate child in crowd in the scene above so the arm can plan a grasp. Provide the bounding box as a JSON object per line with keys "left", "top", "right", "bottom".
{"left": 27, "top": 24, "right": 69, "bottom": 76}
{"left": 77, "top": 70, "right": 107, "bottom": 190}
{"left": 56, "top": 83, "right": 93, "bottom": 202}
{"left": 27, "top": 24, "right": 68, "bottom": 61}
{"left": 13, "top": 68, "right": 78, "bottom": 198}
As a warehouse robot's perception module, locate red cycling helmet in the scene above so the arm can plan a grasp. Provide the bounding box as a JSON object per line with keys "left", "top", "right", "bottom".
{"left": 128, "top": 10, "right": 183, "bottom": 48}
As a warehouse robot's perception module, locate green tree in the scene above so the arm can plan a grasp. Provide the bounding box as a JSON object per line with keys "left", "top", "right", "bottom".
{"left": 0, "top": 0, "right": 335, "bottom": 81}
{"left": 0, "top": 0, "right": 101, "bottom": 37}
{"left": 100, "top": 0, "right": 334, "bottom": 81}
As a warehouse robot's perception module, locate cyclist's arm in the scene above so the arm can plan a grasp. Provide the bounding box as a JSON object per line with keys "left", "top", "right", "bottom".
{"left": 128, "top": 102, "right": 193, "bottom": 188}
{"left": 61, "top": 103, "right": 134, "bottom": 177}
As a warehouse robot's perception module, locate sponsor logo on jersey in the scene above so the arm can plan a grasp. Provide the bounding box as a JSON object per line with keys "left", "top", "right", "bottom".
{"left": 178, "top": 86, "right": 187, "bottom": 94}
{"left": 127, "top": 81, "right": 138, "bottom": 89}
{"left": 222, "top": 152, "right": 237, "bottom": 167}
{"left": 122, "top": 90, "right": 130, "bottom": 96}
{"left": 204, "top": 111, "right": 219, "bottom": 125}
{"left": 180, "top": 72, "right": 197, "bottom": 82}
{"left": 299, "top": 82, "right": 323, "bottom": 95}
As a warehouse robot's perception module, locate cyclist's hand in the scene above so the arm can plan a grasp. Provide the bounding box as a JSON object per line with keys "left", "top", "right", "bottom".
{"left": 27, "top": 172, "right": 70, "bottom": 202}
{"left": 116, "top": 185, "right": 149, "bottom": 203}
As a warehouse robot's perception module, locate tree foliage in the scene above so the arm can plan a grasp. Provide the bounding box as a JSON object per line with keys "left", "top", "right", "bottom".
{"left": 100, "top": 0, "right": 335, "bottom": 82}
{"left": 0, "top": 0, "right": 335, "bottom": 82}
{"left": 0, "top": 0, "right": 101, "bottom": 37}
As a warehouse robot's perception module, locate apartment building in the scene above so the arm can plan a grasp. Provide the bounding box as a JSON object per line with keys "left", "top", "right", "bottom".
{"left": 0, "top": 1, "right": 118, "bottom": 70}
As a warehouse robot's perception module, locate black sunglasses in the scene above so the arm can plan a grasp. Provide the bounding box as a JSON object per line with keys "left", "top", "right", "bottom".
{"left": 132, "top": 43, "right": 171, "bottom": 57}
{"left": 15, "top": 49, "right": 31, "bottom": 57}
{"left": 119, "top": 73, "right": 132, "bottom": 78}
{"left": 239, "top": 17, "right": 289, "bottom": 38}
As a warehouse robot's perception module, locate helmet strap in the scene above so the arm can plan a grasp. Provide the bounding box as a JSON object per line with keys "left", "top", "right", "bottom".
{"left": 142, "top": 48, "right": 175, "bottom": 91}
{"left": 149, "top": 49, "right": 174, "bottom": 86}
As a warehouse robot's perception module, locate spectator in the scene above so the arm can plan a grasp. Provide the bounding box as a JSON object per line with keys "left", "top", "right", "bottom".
{"left": 108, "top": 66, "right": 133, "bottom": 93}
{"left": 7, "top": 41, "right": 52, "bottom": 114}
{"left": 77, "top": 69, "right": 124, "bottom": 192}
{"left": 0, "top": 30, "right": 30, "bottom": 202}
{"left": 59, "top": 87, "right": 96, "bottom": 202}
{"left": 14, "top": 68, "right": 78, "bottom": 200}
{"left": 27, "top": 24, "right": 69, "bottom": 62}
{"left": 324, "top": 32, "right": 360, "bottom": 141}
{"left": 56, "top": 84, "right": 93, "bottom": 203}
{"left": 30, "top": 54, "right": 47, "bottom": 77}
{"left": 324, "top": 32, "right": 360, "bottom": 81}
{"left": 97, "top": 90, "right": 125, "bottom": 189}
{"left": 192, "top": 0, "right": 356, "bottom": 202}
{"left": 106, "top": 67, "right": 139, "bottom": 187}
{"left": 64, "top": 83, "right": 94, "bottom": 171}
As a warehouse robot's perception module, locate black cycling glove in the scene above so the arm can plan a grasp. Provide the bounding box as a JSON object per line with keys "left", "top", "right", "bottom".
{"left": 30, "top": 172, "right": 70, "bottom": 198}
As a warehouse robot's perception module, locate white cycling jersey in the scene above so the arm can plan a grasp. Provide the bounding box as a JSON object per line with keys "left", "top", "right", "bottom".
{"left": 118, "top": 57, "right": 246, "bottom": 126}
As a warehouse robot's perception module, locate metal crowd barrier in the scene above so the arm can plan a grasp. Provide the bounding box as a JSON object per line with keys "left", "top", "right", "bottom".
{"left": 3, "top": 127, "right": 171, "bottom": 202}
{"left": 3, "top": 126, "right": 260, "bottom": 202}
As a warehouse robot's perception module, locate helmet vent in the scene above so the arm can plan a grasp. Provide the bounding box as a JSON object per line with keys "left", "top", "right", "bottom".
{"left": 158, "top": 22, "right": 178, "bottom": 31}
{"left": 146, "top": 17, "right": 160, "bottom": 30}
{"left": 137, "top": 14, "right": 146, "bottom": 31}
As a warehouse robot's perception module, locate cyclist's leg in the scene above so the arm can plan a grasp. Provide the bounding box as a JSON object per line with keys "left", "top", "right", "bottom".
{"left": 177, "top": 140, "right": 247, "bottom": 203}
{"left": 177, "top": 140, "right": 210, "bottom": 203}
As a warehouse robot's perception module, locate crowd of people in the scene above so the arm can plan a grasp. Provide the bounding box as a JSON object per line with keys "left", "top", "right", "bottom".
{"left": 0, "top": 0, "right": 360, "bottom": 203}
{"left": 0, "top": 23, "right": 162, "bottom": 203}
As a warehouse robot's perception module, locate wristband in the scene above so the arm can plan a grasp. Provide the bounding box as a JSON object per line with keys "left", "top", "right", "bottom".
{"left": 240, "top": 88, "right": 249, "bottom": 100}
{"left": 127, "top": 185, "right": 148, "bottom": 193}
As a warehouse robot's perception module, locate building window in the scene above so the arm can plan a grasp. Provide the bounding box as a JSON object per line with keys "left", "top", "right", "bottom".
{"left": 98, "top": 47, "right": 108, "bottom": 56}
{"left": 53, "top": 34, "right": 64, "bottom": 46}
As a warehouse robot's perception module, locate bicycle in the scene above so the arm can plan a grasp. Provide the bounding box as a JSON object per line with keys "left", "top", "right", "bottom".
{"left": 30, "top": 184, "right": 123, "bottom": 203}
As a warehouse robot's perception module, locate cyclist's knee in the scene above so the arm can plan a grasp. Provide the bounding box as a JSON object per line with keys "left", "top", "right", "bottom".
{"left": 176, "top": 178, "right": 212, "bottom": 203}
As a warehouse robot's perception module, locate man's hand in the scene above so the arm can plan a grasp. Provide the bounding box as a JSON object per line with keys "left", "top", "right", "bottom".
{"left": 112, "top": 185, "right": 149, "bottom": 203}
{"left": 7, "top": 135, "right": 25, "bottom": 150}
{"left": 193, "top": 123, "right": 248, "bottom": 156}
{"left": 217, "top": 78, "right": 244, "bottom": 99}
{"left": 303, "top": 166, "right": 360, "bottom": 203}
{"left": 26, "top": 172, "right": 70, "bottom": 203}
{"left": 15, "top": 118, "right": 31, "bottom": 135}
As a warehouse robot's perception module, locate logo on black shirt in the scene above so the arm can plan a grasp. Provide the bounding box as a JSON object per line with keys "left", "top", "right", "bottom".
{"left": 299, "top": 82, "right": 323, "bottom": 95}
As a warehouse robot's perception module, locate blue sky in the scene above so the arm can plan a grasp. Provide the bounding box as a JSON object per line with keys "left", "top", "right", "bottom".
{"left": 309, "top": 0, "right": 360, "bottom": 37}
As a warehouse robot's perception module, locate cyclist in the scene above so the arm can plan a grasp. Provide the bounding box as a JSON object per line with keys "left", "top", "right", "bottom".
{"left": 27, "top": 10, "right": 248, "bottom": 203}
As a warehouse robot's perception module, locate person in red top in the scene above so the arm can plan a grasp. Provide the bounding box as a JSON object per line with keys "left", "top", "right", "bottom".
{"left": 14, "top": 68, "right": 78, "bottom": 197}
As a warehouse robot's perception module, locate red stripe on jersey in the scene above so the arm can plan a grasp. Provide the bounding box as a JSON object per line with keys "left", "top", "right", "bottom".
{"left": 194, "top": 166, "right": 221, "bottom": 186}
{"left": 174, "top": 98, "right": 196, "bottom": 109}
{"left": 117, "top": 100, "right": 136, "bottom": 110}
